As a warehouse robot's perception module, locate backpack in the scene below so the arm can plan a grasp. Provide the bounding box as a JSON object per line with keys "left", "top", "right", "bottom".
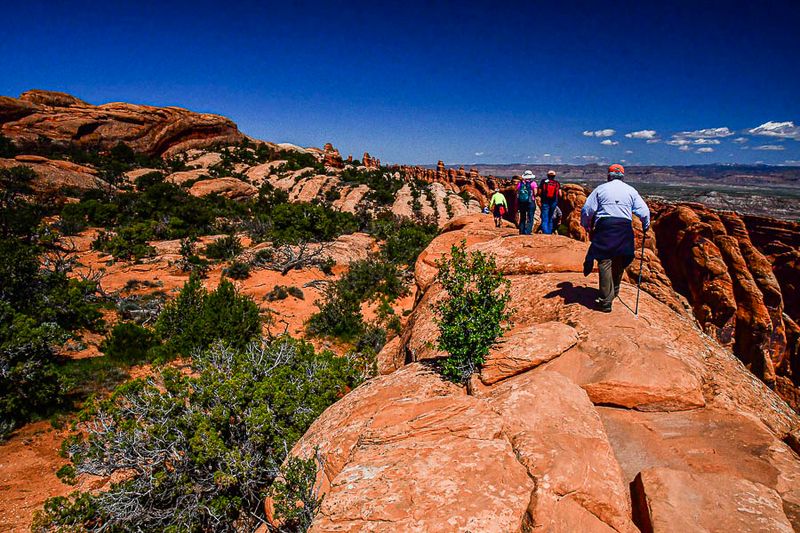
{"left": 541, "top": 179, "right": 560, "bottom": 201}
{"left": 517, "top": 181, "right": 532, "bottom": 203}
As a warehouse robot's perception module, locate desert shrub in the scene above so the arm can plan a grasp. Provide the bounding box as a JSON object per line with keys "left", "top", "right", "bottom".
{"left": 0, "top": 133, "right": 17, "bottom": 158}
{"left": 308, "top": 257, "right": 407, "bottom": 341}
{"left": 203, "top": 234, "right": 243, "bottom": 260}
{"left": 99, "top": 323, "right": 157, "bottom": 364}
{"left": 0, "top": 230, "right": 104, "bottom": 434}
{"left": 435, "top": 242, "right": 511, "bottom": 383}
{"left": 153, "top": 276, "right": 261, "bottom": 360}
{"left": 133, "top": 171, "right": 165, "bottom": 190}
{"left": 375, "top": 217, "right": 438, "bottom": 266}
{"left": 339, "top": 167, "right": 403, "bottom": 206}
{"left": 223, "top": 260, "right": 251, "bottom": 279}
{"left": 33, "top": 337, "right": 361, "bottom": 532}
{"left": 307, "top": 282, "right": 364, "bottom": 340}
{"left": 177, "top": 237, "right": 209, "bottom": 276}
{"left": 266, "top": 285, "right": 290, "bottom": 301}
{"left": 268, "top": 455, "right": 323, "bottom": 532}
{"left": 281, "top": 150, "right": 325, "bottom": 172}
{"left": 287, "top": 286, "right": 305, "bottom": 299}
{"left": 56, "top": 203, "right": 87, "bottom": 236}
{"left": 0, "top": 306, "right": 67, "bottom": 435}
{"left": 265, "top": 202, "right": 358, "bottom": 245}
{"left": 91, "top": 224, "right": 156, "bottom": 261}
{"left": 266, "top": 285, "right": 304, "bottom": 302}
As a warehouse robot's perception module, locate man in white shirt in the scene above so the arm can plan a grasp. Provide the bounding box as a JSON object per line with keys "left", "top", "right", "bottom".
{"left": 580, "top": 164, "right": 650, "bottom": 312}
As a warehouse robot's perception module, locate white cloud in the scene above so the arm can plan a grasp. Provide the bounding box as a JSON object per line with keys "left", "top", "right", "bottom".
{"left": 678, "top": 145, "right": 691, "bottom": 151}
{"left": 625, "top": 150, "right": 633, "bottom": 154}
{"left": 583, "top": 129, "right": 616, "bottom": 137}
{"left": 666, "top": 139, "right": 692, "bottom": 146}
{"left": 600, "top": 139, "right": 619, "bottom": 146}
{"left": 543, "top": 153, "right": 551, "bottom": 157}
{"left": 646, "top": 139, "right": 661, "bottom": 144}
{"left": 693, "top": 139, "right": 721, "bottom": 145}
{"left": 578, "top": 155, "right": 600, "bottom": 161}
{"left": 748, "top": 121, "right": 800, "bottom": 140}
{"left": 696, "top": 147, "right": 714, "bottom": 153}
{"left": 474, "top": 152, "right": 484, "bottom": 156}
{"left": 733, "top": 137, "right": 748, "bottom": 144}
{"left": 674, "top": 127, "right": 734, "bottom": 139}
{"left": 625, "top": 130, "right": 657, "bottom": 140}
{"left": 753, "top": 144, "right": 785, "bottom": 151}
{"left": 784, "top": 160, "right": 800, "bottom": 165}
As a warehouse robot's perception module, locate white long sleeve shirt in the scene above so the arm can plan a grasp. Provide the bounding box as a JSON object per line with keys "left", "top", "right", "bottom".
{"left": 580, "top": 179, "right": 650, "bottom": 230}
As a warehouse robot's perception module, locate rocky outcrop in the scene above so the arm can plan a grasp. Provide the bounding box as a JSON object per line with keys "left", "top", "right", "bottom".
{"left": 284, "top": 215, "right": 800, "bottom": 531}
{"left": 0, "top": 155, "right": 112, "bottom": 193}
{"left": 547, "top": 185, "right": 800, "bottom": 411}
{"left": 187, "top": 177, "right": 257, "bottom": 200}
{"left": 0, "top": 90, "right": 245, "bottom": 157}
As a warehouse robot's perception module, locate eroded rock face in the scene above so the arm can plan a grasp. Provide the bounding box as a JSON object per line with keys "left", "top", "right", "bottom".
{"left": 0, "top": 90, "right": 245, "bottom": 157}
{"left": 547, "top": 184, "right": 800, "bottom": 411}
{"left": 285, "top": 216, "right": 800, "bottom": 532}
{"left": 0, "top": 156, "right": 112, "bottom": 193}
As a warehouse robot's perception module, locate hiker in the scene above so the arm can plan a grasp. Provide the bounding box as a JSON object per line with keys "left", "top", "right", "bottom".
{"left": 489, "top": 188, "right": 508, "bottom": 228}
{"left": 538, "top": 170, "right": 561, "bottom": 234}
{"left": 580, "top": 164, "right": 650, "bottom": 313}
{"left": 552, "top": 205, "right": 562, "bottom": 229}
{"left": 516, "top": 171, "right": 537, "bottom": 235}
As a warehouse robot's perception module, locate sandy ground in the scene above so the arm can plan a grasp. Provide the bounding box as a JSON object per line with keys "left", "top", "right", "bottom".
{"left": 0, "top": 422, "right": 71, "bottom": 532}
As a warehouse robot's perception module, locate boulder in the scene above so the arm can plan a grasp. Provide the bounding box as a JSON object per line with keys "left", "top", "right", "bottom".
{"left": 188, "top": 177, "right": 257, "bottom": 200}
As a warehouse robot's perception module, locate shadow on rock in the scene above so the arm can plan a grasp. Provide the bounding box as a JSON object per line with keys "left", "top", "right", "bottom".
{"left": 544, "top": 281, "right": 599, "bottom": 310}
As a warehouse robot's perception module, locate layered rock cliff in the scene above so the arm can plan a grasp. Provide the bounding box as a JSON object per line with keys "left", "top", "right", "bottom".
{"left": 286, "top": 214, "right": 800, "bottom": 532}
{"left": 0, "top": 89, "right": 245, "bottom": 157}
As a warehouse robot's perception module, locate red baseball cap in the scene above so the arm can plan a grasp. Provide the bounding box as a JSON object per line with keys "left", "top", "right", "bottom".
{"left": 608, "top": 164, "right": 625, "bottom": 175}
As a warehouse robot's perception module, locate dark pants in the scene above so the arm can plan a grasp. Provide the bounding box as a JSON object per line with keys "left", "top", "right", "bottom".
{"left": 518, "top": 201, "right": 535, "bottom": 235}
{"left": 540, "top": 199, "right": 558, "bottom": 234}
{"left": 598, "top": 255, "right": 634, "bottom": 309}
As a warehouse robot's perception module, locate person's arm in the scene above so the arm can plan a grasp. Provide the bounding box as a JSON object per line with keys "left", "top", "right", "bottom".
{"left": 581, "top": 189, "right": 599, "bottom": 231}
{"left": 631, "top": 191, "right": 651, "bottom": 231}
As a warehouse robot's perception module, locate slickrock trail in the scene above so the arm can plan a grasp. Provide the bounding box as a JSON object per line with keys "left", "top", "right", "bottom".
{"left": 285, "top": 214, "right": 800, "bottom": 532}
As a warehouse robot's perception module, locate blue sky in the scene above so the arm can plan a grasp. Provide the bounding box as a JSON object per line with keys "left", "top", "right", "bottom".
{"left": 1, "top": 0, "right": 799, "bottom": 166}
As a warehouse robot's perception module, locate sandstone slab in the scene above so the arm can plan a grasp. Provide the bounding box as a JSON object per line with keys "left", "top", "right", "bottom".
{"left": 631, "top": 467, "right": 793, "bottom": 533}
{"left": 480, "top": 321, "right": 578, "bottom": 385}
{"left": 487, "top": 371, "right": 637, "bottom": 533}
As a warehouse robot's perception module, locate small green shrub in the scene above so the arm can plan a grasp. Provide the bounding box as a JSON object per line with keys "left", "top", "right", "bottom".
{"left": 203, "top": 234, "right": 243, "bottom": 260}
{"left": 266, "top": 285, "right": 304, "bottom": 302}
{"left": 56, "top": 203, "right": 87, "bottom": 236}
{"left": 177, "top": 237, "right": 209, "bottom": 276}
{"left": 133, "top": 171, "right": 165, "bottom": 190}
{"left": 268, "top": 455, "right": 324, "bottom": 532}
{"left": 100, "top": 323, "right": 157, "bottom": 364}
{"left": 153, "top": 276, "right": 261, "bottom": 360}
{"left": 223, "top": 260, "right": 251, "bottom": 279}
{"left": 435, "top": 242, "right": 511, "bottom": 383}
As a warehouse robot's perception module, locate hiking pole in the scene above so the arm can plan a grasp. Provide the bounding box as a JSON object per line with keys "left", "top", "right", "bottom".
{"left": 634, "top": 228, "right": 647, "bottom": 316}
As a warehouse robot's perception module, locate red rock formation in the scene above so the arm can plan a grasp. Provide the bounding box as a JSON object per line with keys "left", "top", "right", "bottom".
{"left": 0, "top": 155, "right": 113, "bottom": 193}
{"left": 322, "top": 143, "right": 343, "bottom": 169}
{"left": 362, "top": 152, "right": 380, "bottom": 169}
{"left": 552, "top": 184, "right": 800, "bottom": 409}
{"left": 0, "top": 89, "right": 245, "bottom": 157}
{"left": 281, "top": 214, "right": 800, "bottom": 531}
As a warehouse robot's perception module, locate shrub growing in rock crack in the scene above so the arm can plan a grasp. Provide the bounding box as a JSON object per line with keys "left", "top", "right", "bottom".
{"left": 434, "top": 241, "right": 511, "bottom": 383}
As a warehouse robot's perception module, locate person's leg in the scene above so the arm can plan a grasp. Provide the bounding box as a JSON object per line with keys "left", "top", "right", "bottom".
{"left": 526, "top": 202, "right": 536, "bottom": 234}
{"left": 598, "top": 258, "right": 614, "bottom": 311}
{"left": 518, "top": 203, "right": 528, "bottom": 234}
{"left": 611, "top": 256, "right": 626, "bottom": 298}
{"left": 540, "top": 201, "right": 552, "bottom": 234}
